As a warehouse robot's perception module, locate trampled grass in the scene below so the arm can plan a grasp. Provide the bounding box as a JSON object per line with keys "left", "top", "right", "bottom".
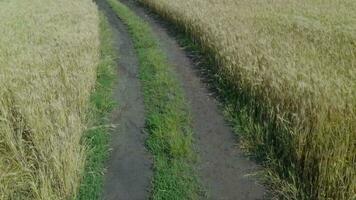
{"left": 140, "top": 0, "right": 356, "bottom": 199}
{"left": 0, "top": 0, "right": 100, "bottom": 199}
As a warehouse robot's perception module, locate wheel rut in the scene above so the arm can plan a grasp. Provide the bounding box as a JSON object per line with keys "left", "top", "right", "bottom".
{"left": 95, "top": 0, "right": 152, "bottom": 200}
{"left": 118, "top": 1, "right": 266, "bottom": 199}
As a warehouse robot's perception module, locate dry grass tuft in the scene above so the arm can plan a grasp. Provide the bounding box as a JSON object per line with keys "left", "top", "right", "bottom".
{"left": 0, "top": 0, "right": 100, "bottom": 199}
{"left": 141, "top": 0, "right": 356, "bottom": 199}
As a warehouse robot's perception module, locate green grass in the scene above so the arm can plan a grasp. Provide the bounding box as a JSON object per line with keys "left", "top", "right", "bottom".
{"left": 77, "top": 14, "right": 116, "bottom": 200}
{"left": 106, "top": 0, "right": 204, "bottom": 199}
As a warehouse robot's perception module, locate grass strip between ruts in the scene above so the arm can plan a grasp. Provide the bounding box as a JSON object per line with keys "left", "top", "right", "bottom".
{"left": 107, "top": 0, "right": 204, "bottom": 199}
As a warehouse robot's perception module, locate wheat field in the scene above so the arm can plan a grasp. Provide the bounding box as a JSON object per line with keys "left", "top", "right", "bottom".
{"left": 0, "top": 0, "right": 100, "bottom": 199}
{"left": 140, "top": 0, "right": 356, "bottom": 199}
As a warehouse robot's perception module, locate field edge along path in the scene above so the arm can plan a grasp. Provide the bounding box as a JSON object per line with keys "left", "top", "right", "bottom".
{"left": 77, "top": 13, "right": 117, "bottom": 200}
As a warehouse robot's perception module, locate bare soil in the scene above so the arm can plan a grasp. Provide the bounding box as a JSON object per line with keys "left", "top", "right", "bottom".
{"left": 96, "top": 1, "right": 152, "bottom": 199}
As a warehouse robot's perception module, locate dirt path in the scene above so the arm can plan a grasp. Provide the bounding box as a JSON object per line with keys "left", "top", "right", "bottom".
{"left": 119, "top": 1, "right": 266, "bottom": 199}
{"left": 95, "top": 1, "right": 152, "bottom": 199}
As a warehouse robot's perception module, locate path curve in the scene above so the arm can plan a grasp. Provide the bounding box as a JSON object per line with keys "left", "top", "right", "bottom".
{"left": 96, "top": 0, "right": 152, "bottom": 199}
{"left": 119, "top": 1, "right": 266, "bottom": 199}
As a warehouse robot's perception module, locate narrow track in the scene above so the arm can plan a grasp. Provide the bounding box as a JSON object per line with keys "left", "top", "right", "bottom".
{"left": 98, "top": 0, "right": 266, "bottom": 199}
{"left": 96, "top": 0, "right": 152, "bottom": 199}
{"left": 118, "top": 1, "right": 266, "bottom": 199}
